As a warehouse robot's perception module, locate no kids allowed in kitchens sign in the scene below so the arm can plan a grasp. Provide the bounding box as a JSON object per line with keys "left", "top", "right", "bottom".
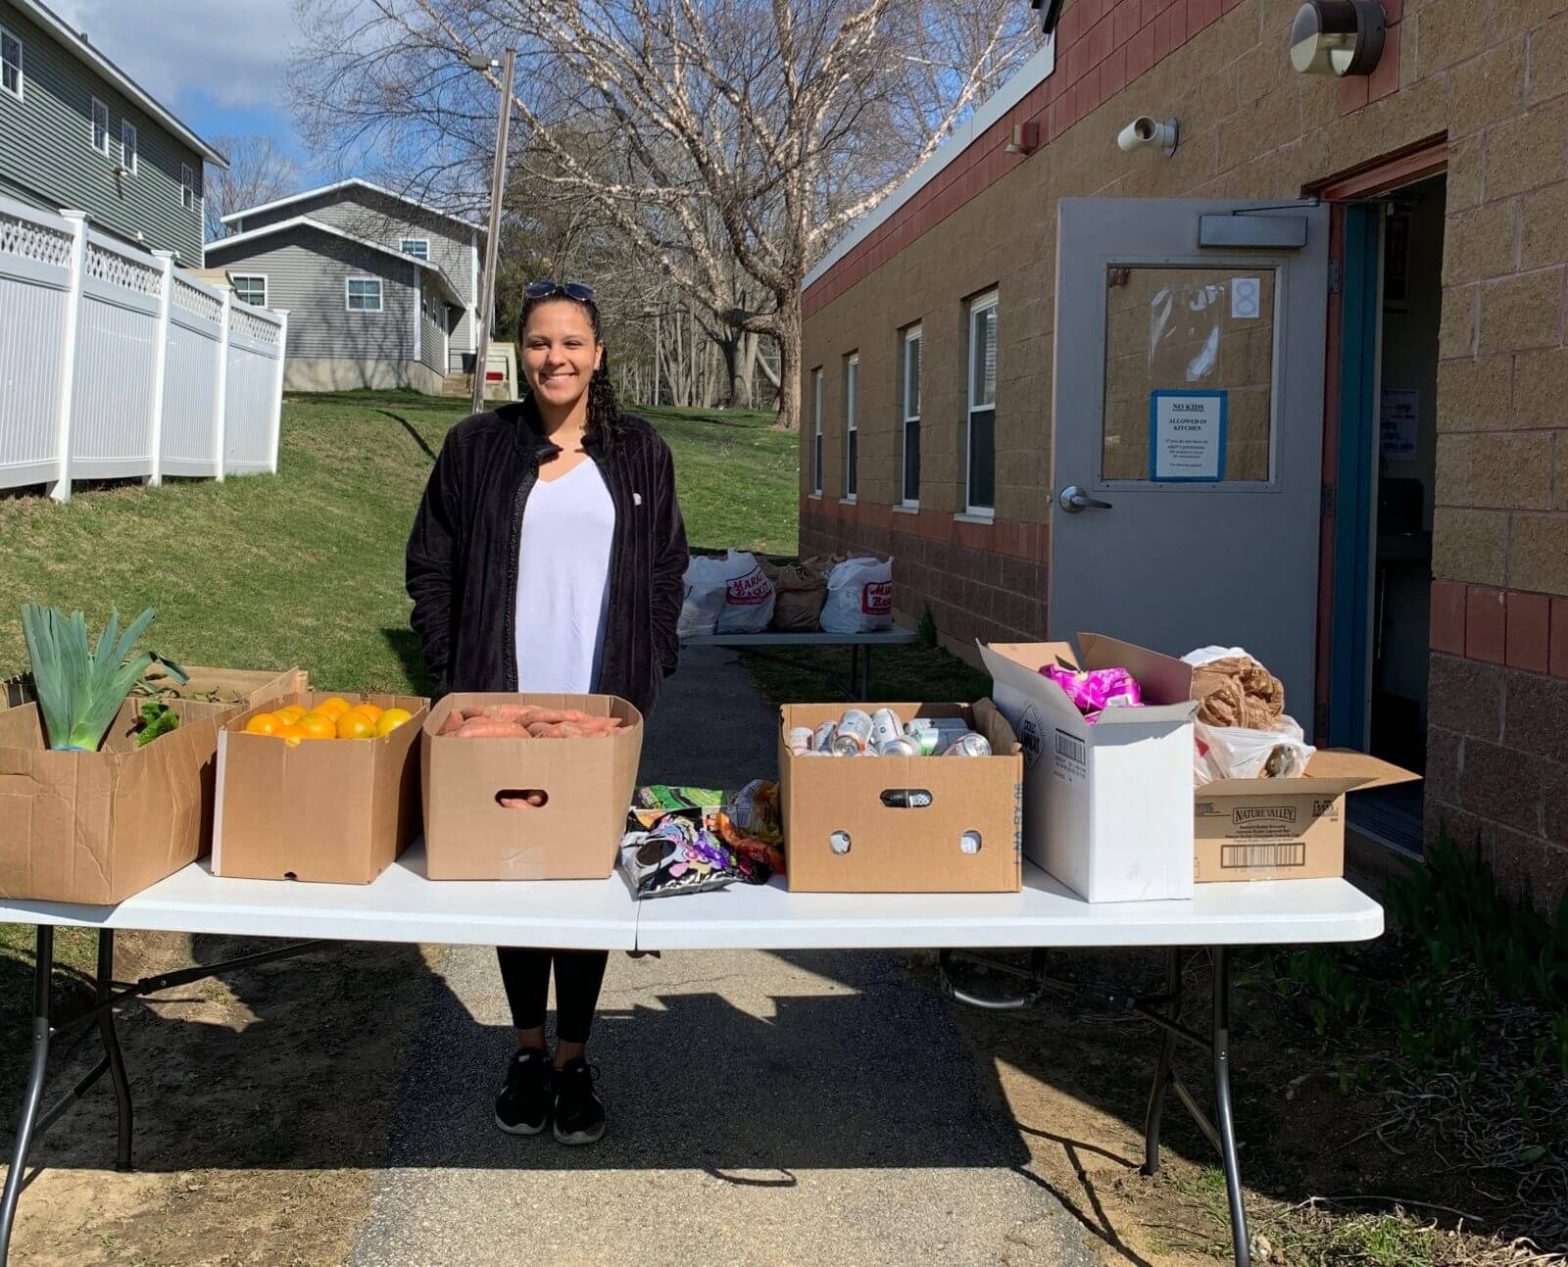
{"left": 1148, "top": 390, "right": 1227, "bottom": 482}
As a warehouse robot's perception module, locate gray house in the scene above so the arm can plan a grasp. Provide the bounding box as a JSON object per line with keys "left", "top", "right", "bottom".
{"left": 205, "top": 180, "right": 482, "bottom": 394}
{"left": 0, "top": 0, "right": 223, "bottom": 263}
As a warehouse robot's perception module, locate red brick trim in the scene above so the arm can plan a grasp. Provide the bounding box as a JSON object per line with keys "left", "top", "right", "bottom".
{"left": 1431, "top": 581, "right": 1568, "bottom": 678}
{"left": 801, "top": 498, "right": 1045, "bottom": 561}
{"left": 802, "top": 0, "right": 1232, "bottom": 317}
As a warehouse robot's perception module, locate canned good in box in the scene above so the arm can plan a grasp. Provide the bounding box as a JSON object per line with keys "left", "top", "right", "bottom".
{"left": 943, "top": 732, "right": 993, "bottom": 757}
{"left": 832, "top": 709, "right": 874, "bottom": 755}
{"left": 870, "top": 708, "right": 904, "bottom": 747}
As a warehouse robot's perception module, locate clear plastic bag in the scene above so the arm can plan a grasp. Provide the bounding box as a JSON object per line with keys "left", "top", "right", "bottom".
{"left": 1193, "top": 716, "right": 1316, "bottom": 786}
{"left": 677, "top": 556, "right": 730, "bottom": 638}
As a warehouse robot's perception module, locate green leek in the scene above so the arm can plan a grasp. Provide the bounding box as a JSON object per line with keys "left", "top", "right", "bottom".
{"left": 19, "top": 604, "right": 183, "bottom": 753}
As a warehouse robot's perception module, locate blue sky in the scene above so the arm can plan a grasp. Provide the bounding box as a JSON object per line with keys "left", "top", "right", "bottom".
{"left": 44, "top": 0, "right": 314, "bottom": 172}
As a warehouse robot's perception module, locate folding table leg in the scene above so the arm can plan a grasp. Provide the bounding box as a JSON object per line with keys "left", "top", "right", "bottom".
{"left": 95, "top": 931, "right": 133, "bottom": 1172}
{"left": 1140, "top": 946, "right": 1181, "bottom": 1176}
{"left": 0, "top": 926, "right": 54, "bottom": 1262}
{"left": 1210, "top": 946, "right": 1250, "bottom": 1267}
{"left": 858, "top": 646, "right": 872, "bottom": 700}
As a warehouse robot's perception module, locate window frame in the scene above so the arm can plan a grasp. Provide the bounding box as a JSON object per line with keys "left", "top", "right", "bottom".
{"left": 230, "top": 274, "right": 268, "bottom": 308}
{"left": 965, "top": 291, "right": 999, "bottom": 517}
{"left": 90, "top": 97, "right": 110, "bottom": 157}
{"left": 120, "top": 120, "right": 138, "bottom": 176}
{"left": 811, "top": 367, "right": 824, "bottom": 497}
{"left": 181, "top": 163, "right": 195, "bottom": 211}
{"left": 345, "top": 276, "right": 384, "bottom": 313}
{"left": 1, "top": 26, "right": 23, "bottom": 101}
{"left": 400, "top": 237, "right": 431, "bottom": 261}
{"left": 842, "top": 352, "right": 859, "bottom": 503}
{"left": 900, "top": 324, "right": 922, "bottom": 509}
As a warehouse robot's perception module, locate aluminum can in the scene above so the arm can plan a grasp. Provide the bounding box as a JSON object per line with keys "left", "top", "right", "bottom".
{"left": 876, "top": 736, "right": 922, "bottom": 758}
{"left": 883, "top": 788, "right": 934, "bottom": 808}
{"left": 832, "top": 709, "right": 874, "bottom": 754}
{"left": 942, "top": 732, "right": 993, "bottom": 757}
{"left": 812, "top": 721, "right": 838, "bottom": 752}
{"left": 906, "top": 728, "right": 942, "bottom": 756}
{"left": 787, "top": 726, "right": 814, "bottom": 755}
{"left": 870, "top": 708, "right": 904, "bottom": 747}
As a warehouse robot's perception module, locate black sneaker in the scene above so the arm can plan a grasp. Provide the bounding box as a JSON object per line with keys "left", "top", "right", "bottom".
{"left": 495, "top": 1048, "right": 553, "bottom": 1135}
{"left": 552, "top": 1058, "right": 605, "bottom": 1145}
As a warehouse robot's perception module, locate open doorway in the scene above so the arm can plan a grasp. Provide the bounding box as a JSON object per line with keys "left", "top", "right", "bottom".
{"left": 1345, "top": 174, "right": 1445, "bottom": 854}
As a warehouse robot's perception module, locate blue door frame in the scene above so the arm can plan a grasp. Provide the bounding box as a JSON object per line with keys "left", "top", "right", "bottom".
{"left": 1327, "top": 204, "right": 1381, "bottom": 750}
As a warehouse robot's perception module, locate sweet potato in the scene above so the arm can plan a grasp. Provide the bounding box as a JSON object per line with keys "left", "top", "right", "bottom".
{"left": 437, "top": 711, "right": 466, "bottom": 735}
{"left": 451, "top": 720, "right": 530, "bottom": 739}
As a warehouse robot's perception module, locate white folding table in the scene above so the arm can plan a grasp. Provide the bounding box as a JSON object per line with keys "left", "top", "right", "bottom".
{"left": 0, "top": 849, "right": 1381, "bottom": 1267}
{"left": 681, "top": 628, "right": 919, "bottom": 699}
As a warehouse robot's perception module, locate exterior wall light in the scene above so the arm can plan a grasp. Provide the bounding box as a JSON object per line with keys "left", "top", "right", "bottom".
{"left": 1005, "top": 121, "right": 1040, "bottom": 155}
{"left": 1290, "top": 0, "right": 1386, "bottom": 76}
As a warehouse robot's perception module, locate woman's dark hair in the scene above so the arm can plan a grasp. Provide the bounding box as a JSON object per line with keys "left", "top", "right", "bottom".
{"left": 518, "top": 290, "right": 621, "bottom": 434}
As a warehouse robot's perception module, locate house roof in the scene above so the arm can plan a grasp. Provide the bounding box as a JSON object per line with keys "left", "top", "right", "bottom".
{"left": 802, "top": 34, "right": 1056, "bottom": 291}
{"left": 11, "top": 0, "right": 229, "bottom": 168}
{"left": 221, "top": 179, "right": 483, "bottom": 231}
{"left": 206, "top": 215, "right": 465, "bottom": 305}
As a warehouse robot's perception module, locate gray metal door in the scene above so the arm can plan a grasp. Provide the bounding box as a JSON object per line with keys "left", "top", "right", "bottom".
{"left": 1050, "top": 198, "right": 1331, "bottom": 727}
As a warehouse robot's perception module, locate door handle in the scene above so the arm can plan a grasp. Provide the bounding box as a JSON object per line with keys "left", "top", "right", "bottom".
{"left": 1059, "top": 485, "right": 1113, "bottom": 513}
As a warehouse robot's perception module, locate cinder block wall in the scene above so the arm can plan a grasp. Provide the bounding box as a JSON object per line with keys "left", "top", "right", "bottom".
{"left": 801, "top": 0, "right": 1568, "bottom": 902}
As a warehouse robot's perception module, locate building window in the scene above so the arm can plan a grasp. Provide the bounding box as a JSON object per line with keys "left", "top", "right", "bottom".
{"left": 400, "top": 238, "right": 430, "bottom": 260}
{"left": 346, "top": 277, "right": 383, "bottom": 312}
{"left": 1, "top": 27, "right": 22, "bottom": 100}
{"left": 901, "top": 325, "right": 921, "bottom": 507}
{"left": 966, "top": 292, "right": 998, "bottom": 514}
{"left": 231, "top": 275, "right": 267, "bottom": 307}
{"left": 843, "top": 353, "right": 859, "bottom": 501}
{"left": 181, "top": 164, "right": 195, "bottom": 210}
{"left": 91, "top": 98, "right": 110, "bottom": 156}
{"left": 120, "top": 121, "right": 138, "bottom": 175}
{"left": 811, "top": 367, "right": 823, "bottom": 496}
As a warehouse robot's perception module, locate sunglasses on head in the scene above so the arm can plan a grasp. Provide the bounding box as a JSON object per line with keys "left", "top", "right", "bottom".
{"left": 524, "top": 280, "right": 596, "bottom": 302}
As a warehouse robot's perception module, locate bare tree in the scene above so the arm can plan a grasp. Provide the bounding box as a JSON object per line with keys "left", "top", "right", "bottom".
{"left": 292, "top": 0, "right": 1038, "bottom": 428}
{"left": 204, "top": 135, "right": 302, "bottom": 242}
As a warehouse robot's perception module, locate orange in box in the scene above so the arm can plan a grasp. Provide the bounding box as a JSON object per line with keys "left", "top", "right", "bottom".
{"left": 213, "top": 692, "right": 428, "bottom": 883}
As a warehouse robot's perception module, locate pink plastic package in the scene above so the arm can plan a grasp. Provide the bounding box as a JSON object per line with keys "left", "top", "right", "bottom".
{"left": 1040, "top": 665, "right": 1143, "bottom": 724}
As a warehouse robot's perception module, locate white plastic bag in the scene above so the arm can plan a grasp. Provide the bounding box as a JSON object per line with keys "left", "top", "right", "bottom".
{"left": 1193, "top": 716, "right": 1316, "bottom": 787}
{"left": 820, "top": 556, "right": 894, "bottom": 633}
{"left": 677, "top": 556, "right": 729, "bottom": 638}
{"left": 1183, "top": 646, "right": 1253, "bottom": 668}
{"left": 715, "top": 549, "right": 776, "bottom": 633}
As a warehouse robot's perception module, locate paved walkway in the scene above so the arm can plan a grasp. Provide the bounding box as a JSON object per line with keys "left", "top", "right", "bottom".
{"left": 349, "top": 648, "right": 1092, "bottom": 1267}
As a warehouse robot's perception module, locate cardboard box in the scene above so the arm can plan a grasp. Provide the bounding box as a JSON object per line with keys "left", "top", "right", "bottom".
{"left": 213, "top": 692, "right": 428, "bottom": 884}
{"left": 421, "top": 693, "right": 644, "bottom": 880}
{"left": 1196, "top": 750, "right": 1418, "bottom": 882}
{"left": 982, "top": 636, "right": 1199, "bottom": 903}
{"left": 0, "top": 696, "right": 238, "bottom": 904}
{"left": 779, "top": 701, "right": 1023, "bottom": 893}
{"left": 3, "top": 665, "right": 306, "bottom": 713}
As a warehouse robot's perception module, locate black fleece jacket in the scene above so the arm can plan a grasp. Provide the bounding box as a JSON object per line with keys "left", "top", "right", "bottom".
{"left": 405, "top": 400, "right": 689, "bottom": 717}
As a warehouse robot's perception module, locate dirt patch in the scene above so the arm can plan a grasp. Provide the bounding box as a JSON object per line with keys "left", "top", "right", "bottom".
{"left": 914, "top": 947, "right": 1563, "bottom": 1267}
{"left": 2, "top": 931, "right": 438, "bottom": 1266}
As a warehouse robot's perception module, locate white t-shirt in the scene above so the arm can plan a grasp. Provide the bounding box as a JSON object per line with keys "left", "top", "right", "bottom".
{"left": 514, "top": 459, "right": 616, "bottom": 694}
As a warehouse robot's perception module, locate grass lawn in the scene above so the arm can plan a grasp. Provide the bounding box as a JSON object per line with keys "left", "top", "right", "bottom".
{"left": 0, "top": 391, "right": 796, "bottom": 692}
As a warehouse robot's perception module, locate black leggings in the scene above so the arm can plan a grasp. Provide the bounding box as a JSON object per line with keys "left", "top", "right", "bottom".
{"left": 496, "top": 947, "right": 609, "bottom": 1045}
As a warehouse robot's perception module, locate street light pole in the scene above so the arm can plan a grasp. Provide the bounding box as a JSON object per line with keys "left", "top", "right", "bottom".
{"left": 471, "top": 47, "right": 516, "bottom": 414}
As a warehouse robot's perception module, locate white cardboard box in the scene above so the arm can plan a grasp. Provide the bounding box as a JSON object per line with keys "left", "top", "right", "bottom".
{"left": 981, "top": 635, "right": 1198, "bottom": 902}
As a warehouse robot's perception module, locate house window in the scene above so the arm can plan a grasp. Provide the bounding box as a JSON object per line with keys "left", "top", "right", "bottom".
{"left": 901, "top": 325, "right": 921, "bottom": 507}
{"left": 843, "top": 353, "right": 859, "bottom": 501}
{"left": 966, "top": 292, "right": 998, "bottom": 514}
{"left": 400, "top": 238, "right": 430, "bottom": 260}
{"left": 120, "top": 121, "right": 138, "bottom": 175}
{"left": 346, "top": 277, "right": 383, "bottom": 312}
{"left": 91, "top": 98, "right": 110, "bottom": 156}
{"left": 231, "top": 275, "right": 267, "bottom": 307}
{"left": 181, "top": 164, "right": 195, "bottom": 210}
{"left": 811, "top": 367, "right": 823, "bottom": 496}
{"left": 1, "top": 27, "right": 22, "bottom": 100}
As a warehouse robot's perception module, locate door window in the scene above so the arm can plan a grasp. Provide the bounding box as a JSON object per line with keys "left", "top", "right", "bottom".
{"left": 1101, "top": 267, "right": 1276, "bottom": 484}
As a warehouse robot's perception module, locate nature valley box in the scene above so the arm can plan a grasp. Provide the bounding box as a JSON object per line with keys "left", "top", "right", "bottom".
{"left": 421, "top": 693, "right": 644, "bottom": 881}
{"left": 1195, "top": 750, "right": 1418, "bottom": 882}
{"left": 213, "top": 692, "right": 427, "bottom": 884}
{"left": 0, "top": 696, "right": 238, "bottom": 904}
{"left": 779, "top": 701, "right": 1023, "bottom": 894}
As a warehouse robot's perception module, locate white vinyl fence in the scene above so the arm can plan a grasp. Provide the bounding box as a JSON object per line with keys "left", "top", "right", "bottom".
{"left": 0, "top": 194, "right": 287, "bottom": 502}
